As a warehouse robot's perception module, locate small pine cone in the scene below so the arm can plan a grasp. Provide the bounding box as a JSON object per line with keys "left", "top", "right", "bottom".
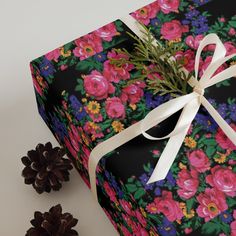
{"left": 21, "top": 142, "right": 73, "bottom": 194}
{"left": 26, "top": 204, "right": 78, "bottom": 236}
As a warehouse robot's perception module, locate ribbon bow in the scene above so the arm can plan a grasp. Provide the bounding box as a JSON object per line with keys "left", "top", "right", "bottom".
{"left": 141, "top": 33, "right": 236, "bottom": 184}
{"left": 88, "top": 16, "right": 236, "bottom": 200}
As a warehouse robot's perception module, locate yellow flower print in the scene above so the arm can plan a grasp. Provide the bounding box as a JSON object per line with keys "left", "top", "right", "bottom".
{"left": 179, "top": 162, "right": 187, "bottom": 170}
{"left": 81, "top": 133, "right": 89, "bottom": 146}
{"left": 214, "top": 154, "right": 226, "bottom": 163}
{"left": 36, "top": 75, "right": 46, "bottom": 88}
{"left": 180, "top": 202, "right": 195, "bottom": 219}
{"left": 184, "top": 137, "right": 197, "bottom": 149}
{"left": 87, "top": 101, "right": 101, "bottom": 114}
{"left": 112, "top": 121, "right": 124, "bottom": 133}
{"left": 140, "top": 207, "right": 147, "bottom": 218}
{"left": 129, "top": 104, "right": 137, "bottom": 110}
{"left": 214, "top": 150, "right": 230, "bottom": 164}
{"left": 149, "top": 230, "right": 159, "bottom": 236}
{"left": 65, "top": 112, "right": 72, "bottom": 122}
{"left": 89, "top": 121, "right": 99, "bottom": 130}
{"left": 60, "top": 47, "right": 71, "bottom": 57}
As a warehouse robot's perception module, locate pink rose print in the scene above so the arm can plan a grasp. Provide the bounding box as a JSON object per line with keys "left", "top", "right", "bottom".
{"left": 196, "top": 188, "right": 228, "bottom": 222}
{"left": 207, "top": 41, "right": 236, "bottom": 56}
{"left": 231, "top": 221, "right": 236, "bottom": 236}
{"left": 206, "top": 166, "right": 236, "bottom": 197}
{"left": 146, "top": 64, "right": 163, "bottom": 80}
{"left": 64, "top": 137, "right": 78, "bottom": 160}
{"left": 121, "top": 82, "right": 146, "bottom": 104}
{"left": 158, "top": 0, "right": 180, "bottom": 14}
{"left": 184, "top": 228, "right": 193, "bottom": 234}
{"left": 132, "top": 224, "right": 149, "bottom": 236}
{"left": 105, "top": 97, "right": 125, "bottom": 119}
{"left": 188, "top": 150, "right": 210, "bottom": 173}
{"left": 122, "top": 213, "right": 134, "bottom": 229}
{"left": 231, "top": 211, "right": 236, "bottom": 236}
{"left": 216, "top": 124, "right": 236, "bottom": 150}
{"left": 119, "top": 199, "right": 134, "bottom": 216}
{"left": 120, "top": 226, "right": 132, "bottom": 236}
{"left": 89, "top": 113, "right": 103, "bottom": 123}
{"left": 131, "top": 1, "right": 160, "bottom": 25}
{"left": 177, "top": 169, "right": 199, "bottom": 199}
{"left": 229, "top": 28, "right": 236, "bottom": 36}
{"left": 224, "top": 42, "right": 236, "bottom": 56}
{"left": 84, "top": 70, "right": 115, "bottom": 100}
{"left": 33, "top": 77, "right": 43, "bottom": 96}
{"left": 154, "top": 190, "right": 183, "bottom": 222}
{"left": 93, "top": 131, "right": 104, "bottom": 140}
{"left": 104, "top": 181, "right": 117, "bottom": 203}
{"left": 95, "top": 22, "right": 118, "bottom": 42}
{"left": 146, "top": 202, "right": 159, "bottom": 214}
{"left": 60, "top": 65, "right": 68, "bottom": 71}
{"left": 31, "top": 65, "right": 48, "bottom": 96}
{"left": 200, "top": 56, "right": 227, "bottom": 77}
{"left": 233, "top": 210, "right": 236, "bottom": 219}
{"left": 185, "top": 35, "right": 204, "bottom": 50}
{"left": 67, "top": 124, "right": 82, "bottom": 152}
{"left": 73, "top": 33, "right": 103, "bottom": 60}
{"left": 135, "top": 210, "right": 147, "bottom": 228}
{"left": 83, "top": 121, "right": 104, "bottom": 141}
{"left": 45, "top": 48, "right": 61, "bottom": 61}
{"left": 161, "top": 20, "right": 189, "bottom": 41}
{"left": 103, "top": 50, "right": 134, "bottom": 83}
{"left": 83, "top": 121, "right": 94, "bottom": 134}
{"left": 175, "top": 49, "right": 198, "bottom": 72}
{"left": 63, "top": 124, "right": 83, "bottom": 160}
{"left": 80, "top": 146, "right": 90, "bottom": 171}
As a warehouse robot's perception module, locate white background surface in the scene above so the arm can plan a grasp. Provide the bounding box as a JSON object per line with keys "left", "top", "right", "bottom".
{"left": 0, "top": 0, "right": 154, "bottom": 235}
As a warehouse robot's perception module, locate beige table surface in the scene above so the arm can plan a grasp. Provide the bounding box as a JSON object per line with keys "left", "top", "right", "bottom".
{"left": 0, "top": 0, "right": 153, "bottom": 235}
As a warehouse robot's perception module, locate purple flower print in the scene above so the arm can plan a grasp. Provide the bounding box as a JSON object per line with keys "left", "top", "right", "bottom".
{"left": 229, "top": 104, "right": 236, "bottom": 121}
{"left": 218, "top": 103, "right": 228, "bottom": 119}
{"left": 195, "top": 113, "right": 217, "bottom": 132}
{"left": 69, "top": 95, "right": 87, "bottom": 120}
{"left": 145, "top": 92, "right": 169, "bottom": 109}
{"left": 158, "top": 217, "right": 177, "bottom": 236}
{"left": 183, "top": 9, "right": 209, "bottom": 35}
{"left": 50, "top": 114, "right": 67, "bottom": 140}
{"left": 94, "top": 52, "right": 107, "bottom": 63}
{"left": 192, "top": 0, "right": 211, "bottom": 6}
{"left": 39, "top": 58, "right": 55, "bottom": 77}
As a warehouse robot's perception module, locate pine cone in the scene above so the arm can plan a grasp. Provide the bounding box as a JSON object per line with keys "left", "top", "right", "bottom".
{"left": 26, "top": 204, "right": 78, "bottom": 236}
{"left": 21, "top": 142, "right": 73, "bottom": 193}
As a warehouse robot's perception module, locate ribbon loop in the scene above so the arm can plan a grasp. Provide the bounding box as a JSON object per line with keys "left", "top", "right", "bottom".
{"left": 144, "top": 32, "right": 236, "bottom": 184}
{"left": 194, "top": 33, "right": 226, "bottom": 82}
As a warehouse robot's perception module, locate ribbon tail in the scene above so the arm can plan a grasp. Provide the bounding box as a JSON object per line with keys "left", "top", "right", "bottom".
{"left": 202, "top": 97, "right": 236, "bottom": 145}
{"left": 147, "top": 98, "right": 200, "bottom": 183}
{"left": 147, "top": 129, "right": 188, "bottom": 184}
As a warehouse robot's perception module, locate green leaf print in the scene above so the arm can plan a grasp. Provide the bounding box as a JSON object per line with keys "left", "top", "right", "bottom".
{"left": 134, "top": 188, "right": 146, "bottom": 200}
{"left": 126, "top": 184, "right": 138, "bottom": 193}
{"left": 201, "top": 221, "right": 221, "bottom": 235}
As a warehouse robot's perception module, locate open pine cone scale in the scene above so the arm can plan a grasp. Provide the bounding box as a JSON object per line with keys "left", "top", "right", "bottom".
{"left": 21, "top": 142, "right": 73, "bottom": 194}
{"left": 26, "top": 204, "right": 78, "bottom": 236}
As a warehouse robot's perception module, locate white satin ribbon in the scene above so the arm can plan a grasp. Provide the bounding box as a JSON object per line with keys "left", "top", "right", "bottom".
{"left": 88, "top": 15, "right": 236, "bottom": 201}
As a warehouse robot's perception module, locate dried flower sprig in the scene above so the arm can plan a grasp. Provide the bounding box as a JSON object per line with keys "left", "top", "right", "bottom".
{"left": 110, "top": 26, "right": 192, "bottom": 97}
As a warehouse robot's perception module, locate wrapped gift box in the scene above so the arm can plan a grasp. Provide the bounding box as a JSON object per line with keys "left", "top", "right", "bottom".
{"left": 30, "top": 0, "right": 236, "bottom": 235}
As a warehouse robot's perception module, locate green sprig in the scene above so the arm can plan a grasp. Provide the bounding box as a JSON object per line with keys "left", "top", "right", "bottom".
{"left": 109, "top": 25, "right": 192, "bottom": 97}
